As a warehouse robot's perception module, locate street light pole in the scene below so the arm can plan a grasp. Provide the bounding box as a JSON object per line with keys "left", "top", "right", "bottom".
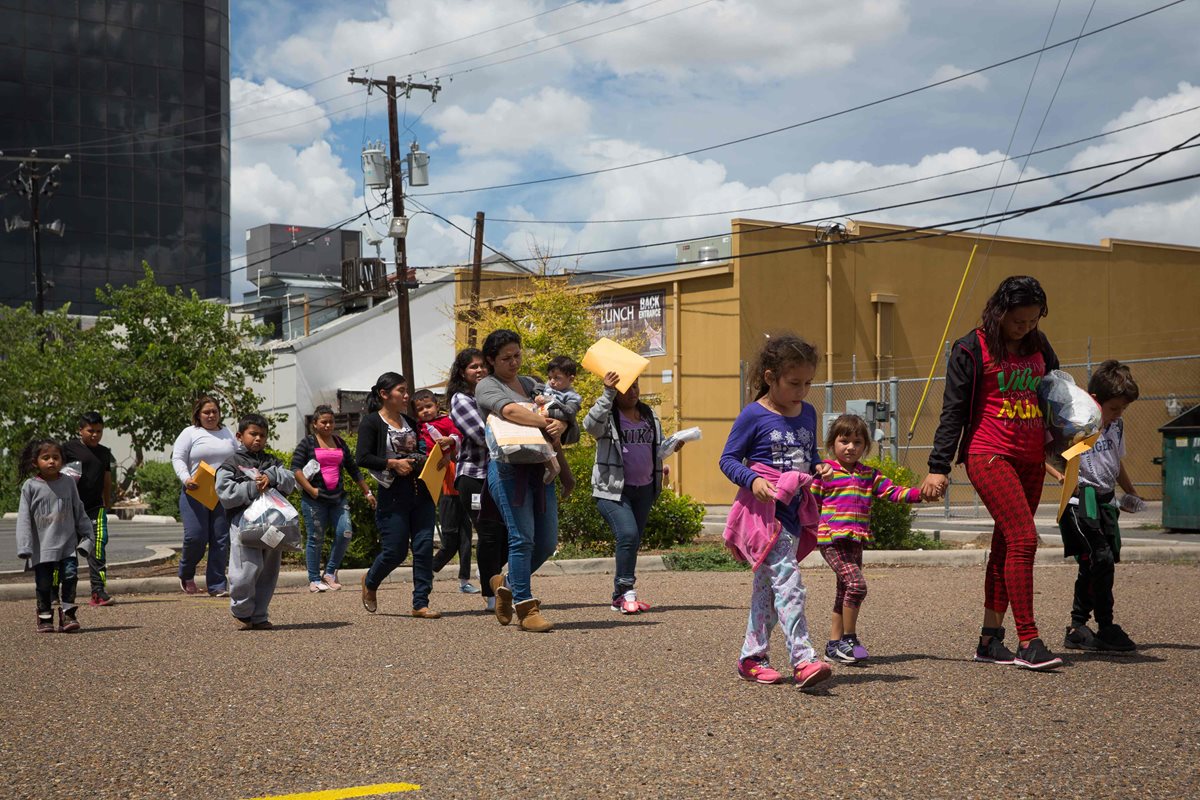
{"left": 3, "top": 150, "right": 71, "bottom": 315}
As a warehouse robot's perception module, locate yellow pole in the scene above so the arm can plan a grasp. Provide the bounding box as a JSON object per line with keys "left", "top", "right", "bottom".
{"left": 907, "top": 243, "right": 979, "bottom": 440}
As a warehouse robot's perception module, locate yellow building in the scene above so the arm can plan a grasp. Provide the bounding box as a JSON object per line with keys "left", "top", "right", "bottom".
{"left": 457, "top": 219, "right": 1200, "bottom": 504}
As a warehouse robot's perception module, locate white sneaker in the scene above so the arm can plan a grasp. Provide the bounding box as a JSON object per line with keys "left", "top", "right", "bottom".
{"left": 309, "top": 581, "right": 327, "bottom": 593}
{"left": 611, "top": 589, "right": 647, "bottom": 614}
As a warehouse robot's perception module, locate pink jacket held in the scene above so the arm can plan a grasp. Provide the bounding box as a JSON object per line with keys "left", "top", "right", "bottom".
{"left": 723, "top": 462, "right": 819, "bottom": 571}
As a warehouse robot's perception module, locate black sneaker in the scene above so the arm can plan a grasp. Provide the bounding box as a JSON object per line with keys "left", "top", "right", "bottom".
{"left": 1015, "top": 638, "right": 1063, "bottom": 670}
{"left": 974, "top": 627, "right": 1015, "bottom": 665}
{"left": 1095, "top": 624, "right": 1137, "bottom": 652}
{"left": 1063, "top": 624, "right": 1100, "bottom": 651}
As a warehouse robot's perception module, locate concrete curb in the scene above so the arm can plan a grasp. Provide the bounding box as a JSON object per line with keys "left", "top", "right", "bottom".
{"left": 0, "top": 545, "right": 180, "bottom": 578}
{"left": 3, "top": 546, "right": 1195, "bottom": 601}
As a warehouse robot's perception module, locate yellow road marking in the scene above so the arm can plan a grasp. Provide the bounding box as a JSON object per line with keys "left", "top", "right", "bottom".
{"left": 243, "top": 783, "right": 421, "bottom": 799}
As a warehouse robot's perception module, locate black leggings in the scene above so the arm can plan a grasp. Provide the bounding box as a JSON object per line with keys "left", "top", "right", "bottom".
{"left": 455, "top": 474, "right": 508, "bottom": 597}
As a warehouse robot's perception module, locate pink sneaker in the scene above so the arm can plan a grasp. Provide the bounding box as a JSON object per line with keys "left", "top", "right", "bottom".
{"left": 611, "top": 590, "right": 649, "bottom": 615}
{"left": 322, "top": 573, "right": 342, "bottom": 591}
{"left": 737, "top": 657, "right": 783, "bottom": 684}
{"left": 793, "top": 661, "right": 832, "bottom": 690}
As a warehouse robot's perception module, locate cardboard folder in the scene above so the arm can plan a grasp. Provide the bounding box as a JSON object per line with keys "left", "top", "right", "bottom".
{"left": 186, "top": 460, "right": 219, "bottom": 511}
{"left": 418, "top": 450, "right": 449, "bottom": 503}
{"left": 581, "top": 337, "right": 650, "bottom": 394}
{"left": 1056, "top": 432, "right": 1101, "bottom": 523}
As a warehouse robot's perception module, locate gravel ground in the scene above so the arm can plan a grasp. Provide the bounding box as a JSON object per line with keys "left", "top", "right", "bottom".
{"left": 0, "top": 563, "right": 1197, "bottom": 800}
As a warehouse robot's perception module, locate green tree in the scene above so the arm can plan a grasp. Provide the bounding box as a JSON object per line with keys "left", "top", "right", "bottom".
{"left": 0, "top": 305, "right": 103, "bottom": 510}
{"left": 92, "top": 263, "right": 280, "bottom": 469}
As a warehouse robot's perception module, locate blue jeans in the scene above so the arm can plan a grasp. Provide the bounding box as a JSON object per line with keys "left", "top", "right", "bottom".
{"left": 596, "top": 482, "right": 655, "bottom": 600}
{"left": 178, "top": 492, "right": 230, "bottom": 593}
{"left": 34, "top": 557, "right": 79, "bottom": 613}
{"left": 365, "top": 478, "right": 436, "bottom": 609}
{"left": 301, "top": 496, "right": 353, "bottom": 582}
{"left": 488, "top": 459, "right": 558, "bottom": 604}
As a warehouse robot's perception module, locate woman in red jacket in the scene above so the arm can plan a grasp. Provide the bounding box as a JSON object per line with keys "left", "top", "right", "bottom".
{"left": 920, "top": 275, "right": 1063, "bottom": 671}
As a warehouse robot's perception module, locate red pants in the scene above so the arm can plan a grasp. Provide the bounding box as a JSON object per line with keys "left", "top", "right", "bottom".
{"left": 820, "top": 538, "right": 866, "bottom": 613}
{"left": 966, "top": 455, "right": 1044, "bottom": 642}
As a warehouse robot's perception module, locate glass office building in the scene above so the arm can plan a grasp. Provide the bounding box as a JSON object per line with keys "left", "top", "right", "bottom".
{"left": 0, "top": 0, "right": 230, "bottom": 313}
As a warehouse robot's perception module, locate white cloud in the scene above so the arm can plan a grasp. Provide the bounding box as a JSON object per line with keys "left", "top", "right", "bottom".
{"left": 1083, "top": 193, "right": 1200, "bottom": 247}
{"left": 428, "top": 88, "right": 592, "bottom": 156}
{"left": 230, "top": 77, "right": 332, "bottom": 143}
{"left": 929, "top": 64, "right": 989, "bottom": 91}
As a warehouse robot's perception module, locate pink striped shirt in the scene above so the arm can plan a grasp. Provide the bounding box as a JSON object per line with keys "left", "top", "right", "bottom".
{"left": 811, "top": 459, "right": 921, "bottom": 545}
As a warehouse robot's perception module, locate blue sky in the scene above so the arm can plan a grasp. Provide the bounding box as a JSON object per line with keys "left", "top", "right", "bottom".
{"left": 224, "top": 0, "right": 1200, "bottom": 300}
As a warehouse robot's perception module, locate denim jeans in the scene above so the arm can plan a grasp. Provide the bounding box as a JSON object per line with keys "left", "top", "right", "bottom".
{"left": 34, "top": 557, "right": 79, "bottom": 614}
{"left": 365, "top": 478, "right": 436, "bottom": 610}
{"left": 488, "top": 459, "right": 558, "bottom": 604}
{"left": 455, "top": 474, "right": 508, "bottom": 598}
{"left": 596, "top": 482, "right": 655, "bottom": 600}
{"left": 301, "top": 496, "right": 353, "bottom": 582}
{"left": 178, "top": 492, "right": 230, "bottom": 593}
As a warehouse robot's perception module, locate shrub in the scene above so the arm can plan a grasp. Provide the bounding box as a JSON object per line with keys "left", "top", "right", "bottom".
{"left": 134, "top": 460, "right": 181, "bottom": 518}
{"left": 558, "top": 441, "right": 705, "bottom": 555}
{"left": 863, "top": 455, "right": 946, "bottom": 550}
{"left": 662, "top": 543, "right": 750, "bottom": 572}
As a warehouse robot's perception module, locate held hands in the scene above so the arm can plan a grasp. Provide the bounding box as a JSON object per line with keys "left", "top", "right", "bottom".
{"left": 603, "top": 371, "right": 621, "bottom": 390}
{"left": 388, "top": 458, "right": 414, "bottom": 476}
{"left": 751, "top": 477, "right": 777, "bottom": 503}
{"left": 919, "top": 473, "right": 948, "bottom": 501}
{"left": 814, "top": 462, "right": 834, "bottom": 480}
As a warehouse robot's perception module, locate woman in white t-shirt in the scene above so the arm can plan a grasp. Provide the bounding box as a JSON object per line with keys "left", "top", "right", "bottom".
{"left": 171, "top": 395, "right": 237, "bottom": 596}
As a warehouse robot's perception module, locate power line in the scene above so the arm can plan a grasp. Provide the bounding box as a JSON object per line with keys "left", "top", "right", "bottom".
{"left": 483, "top": 103, "right": 1200, "bottom": 225}
{"left": 411, "top": 0, "right": 1189, "bottom": 198}
{"left": 413, "top": 139, "right": 1200, "bottom": 267}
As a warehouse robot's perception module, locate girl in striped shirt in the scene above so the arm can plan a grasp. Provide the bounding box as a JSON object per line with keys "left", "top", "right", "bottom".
{"left": 812, "top": 414, "right": 922, "bottom": 664}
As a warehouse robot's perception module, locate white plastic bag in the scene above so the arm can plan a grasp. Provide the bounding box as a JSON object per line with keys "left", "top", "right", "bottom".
{"left": 61, "top": 461, "right": 83, "bottom": 481}
{"left": 1040, "top": 370, "right": 1102, "bottom": 470}
{"left": 239, "top": 488, "right": 301, "bottom": 550}
{"left": 302, "top": 459, "right": 321, "bottom": 480}
{"left": 658, "top": 426, "right": 702, "bottom": 460}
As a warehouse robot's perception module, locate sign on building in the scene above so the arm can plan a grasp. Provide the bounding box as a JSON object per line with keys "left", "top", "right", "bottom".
{"left": 593, "top": 290, "right": 666, "bottom": 357}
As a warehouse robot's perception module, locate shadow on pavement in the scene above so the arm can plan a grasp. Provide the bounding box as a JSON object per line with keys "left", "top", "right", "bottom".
{"left": 1066, "top": 652, "right": 1165, "bottom": 664}
{"left": 1138, "top": 642, "right": 1200, "bottom": 651}
{"left": 555, "top": 619, "right": 660, "bottom": 631}
{"left": 543, "top": 602, "right": 736, "bottom": 612}
{"left": 270, "top": 621, "right": 352, "bottom": 631}
{"left": 865, "top": 652, "right": 960, "bottom": 665}
{"left": 824, "top": 673, "right": 917, "bottom": 687}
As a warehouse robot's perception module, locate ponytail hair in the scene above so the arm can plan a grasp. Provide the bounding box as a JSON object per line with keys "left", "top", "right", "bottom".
{"left": 750, "top": 333, "right": 820, "bottom": 400}
{"left": 367, "top": 372, "right": 407, "bottom": 413}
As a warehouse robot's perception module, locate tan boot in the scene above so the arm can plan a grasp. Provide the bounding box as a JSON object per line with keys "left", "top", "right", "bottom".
{"left": 515, "top": 598, "right": 553, "bottom": 633}
{"left": 491, "top": 574, "right": 513, "bottom": 626}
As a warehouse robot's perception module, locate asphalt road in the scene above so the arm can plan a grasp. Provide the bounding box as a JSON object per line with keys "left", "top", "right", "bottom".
{"left": 0, "top": 519, "right": 183, "bottom": 572}
{"left": 1, "top": 564, "right": 1197, "bottom": 799}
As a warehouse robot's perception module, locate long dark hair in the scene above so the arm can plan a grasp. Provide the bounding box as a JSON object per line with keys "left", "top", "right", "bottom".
{"left": 481, "top": 329, "right": 522, "bottom": 368}
{"left": 20, "top": 438, "right": 62, "bottom": 478}
{"left": 446, "top": 347, "right": 485, "bottom": 399}
{"left": 191, "top": 394, "right": 220, "bottom": 427}
{"left": 750, "top": 333, "right": 820, "bottom": 400}
{"left": 367, "top": 372, "right": 406, "bottom": 413}
{"left": 980, "top": 275, "right": 1048, "bottom": 358}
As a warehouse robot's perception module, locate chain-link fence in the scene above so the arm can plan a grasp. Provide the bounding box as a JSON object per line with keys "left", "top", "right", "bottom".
{"left": 810, "top": 353, "right": 1200, "bottom": 516}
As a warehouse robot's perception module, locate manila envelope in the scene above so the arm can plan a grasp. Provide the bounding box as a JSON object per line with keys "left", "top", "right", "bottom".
{"left": 186, "top": 460, "right": 219, "bottom": 510}
{"left": 581, "top": 337, "right": 649, "bottom": 394}
{"left": 418, "top": 450, "right": 448, "bottom": 503}
{"left": 1056, "top": 432, "right": 1101, "bottom": 523}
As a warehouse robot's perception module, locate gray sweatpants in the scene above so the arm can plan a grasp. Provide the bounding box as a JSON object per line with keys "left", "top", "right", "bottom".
{"left": 228, "top": 523, "right": 282, "bottom": 624}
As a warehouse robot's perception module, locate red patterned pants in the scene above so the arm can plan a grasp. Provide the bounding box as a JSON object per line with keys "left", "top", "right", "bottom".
{"left": 966, "top": 455, "right": 1044, "bottom": 642}
{"left": 820, "top": 537, "right": 867, "bottom": 612}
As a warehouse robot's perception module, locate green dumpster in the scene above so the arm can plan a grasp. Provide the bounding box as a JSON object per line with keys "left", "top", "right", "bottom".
{"left": 1158, "top": 404, "right": 1200, "bottom": 531}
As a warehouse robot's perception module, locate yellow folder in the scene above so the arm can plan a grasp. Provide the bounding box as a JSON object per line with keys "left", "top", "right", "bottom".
{"left": 186, "top": 460, "right": 219, "bottom": 511}
{"left": 1056, "top": 432, "right": 1101, "bottom": 523}
{"left": 581, "top": 337, "right": 650, "bottom": 394}
{"left": 418, "top": 452, "right": 448, "bottom": 503}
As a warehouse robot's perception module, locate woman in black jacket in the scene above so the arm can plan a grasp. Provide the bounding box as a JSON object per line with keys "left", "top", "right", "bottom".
{"left": 355, "top": 372, "right": 439, "bottom": 618}
{"left": 920, "top": 275, "right": 1063, "bottom": 671}
{"left": 291, "top": 405, "right": 375, "bottom": 593}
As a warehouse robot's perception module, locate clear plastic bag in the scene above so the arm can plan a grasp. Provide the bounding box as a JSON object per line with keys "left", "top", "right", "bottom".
{"left": 239, "top": 488, "right": 302, "bottom": 551}
{"left": 1040, "top": 370, "right": 1101, "bottom": 470}
{"left": 658, "top": 426, "right": 702, "bottom": 460}
{"left": 61, "top": 461, "right": 83, "bottom": 481}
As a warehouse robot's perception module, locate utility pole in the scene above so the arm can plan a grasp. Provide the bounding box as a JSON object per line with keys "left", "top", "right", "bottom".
{"left": 3, "top": 150, "right": 71, "bottom": 314}
{"left": 347, "top": 73, "right": 439, "bottom": 386}
{"left": 468, "top": 211, "right": 485, "bottom": 347}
